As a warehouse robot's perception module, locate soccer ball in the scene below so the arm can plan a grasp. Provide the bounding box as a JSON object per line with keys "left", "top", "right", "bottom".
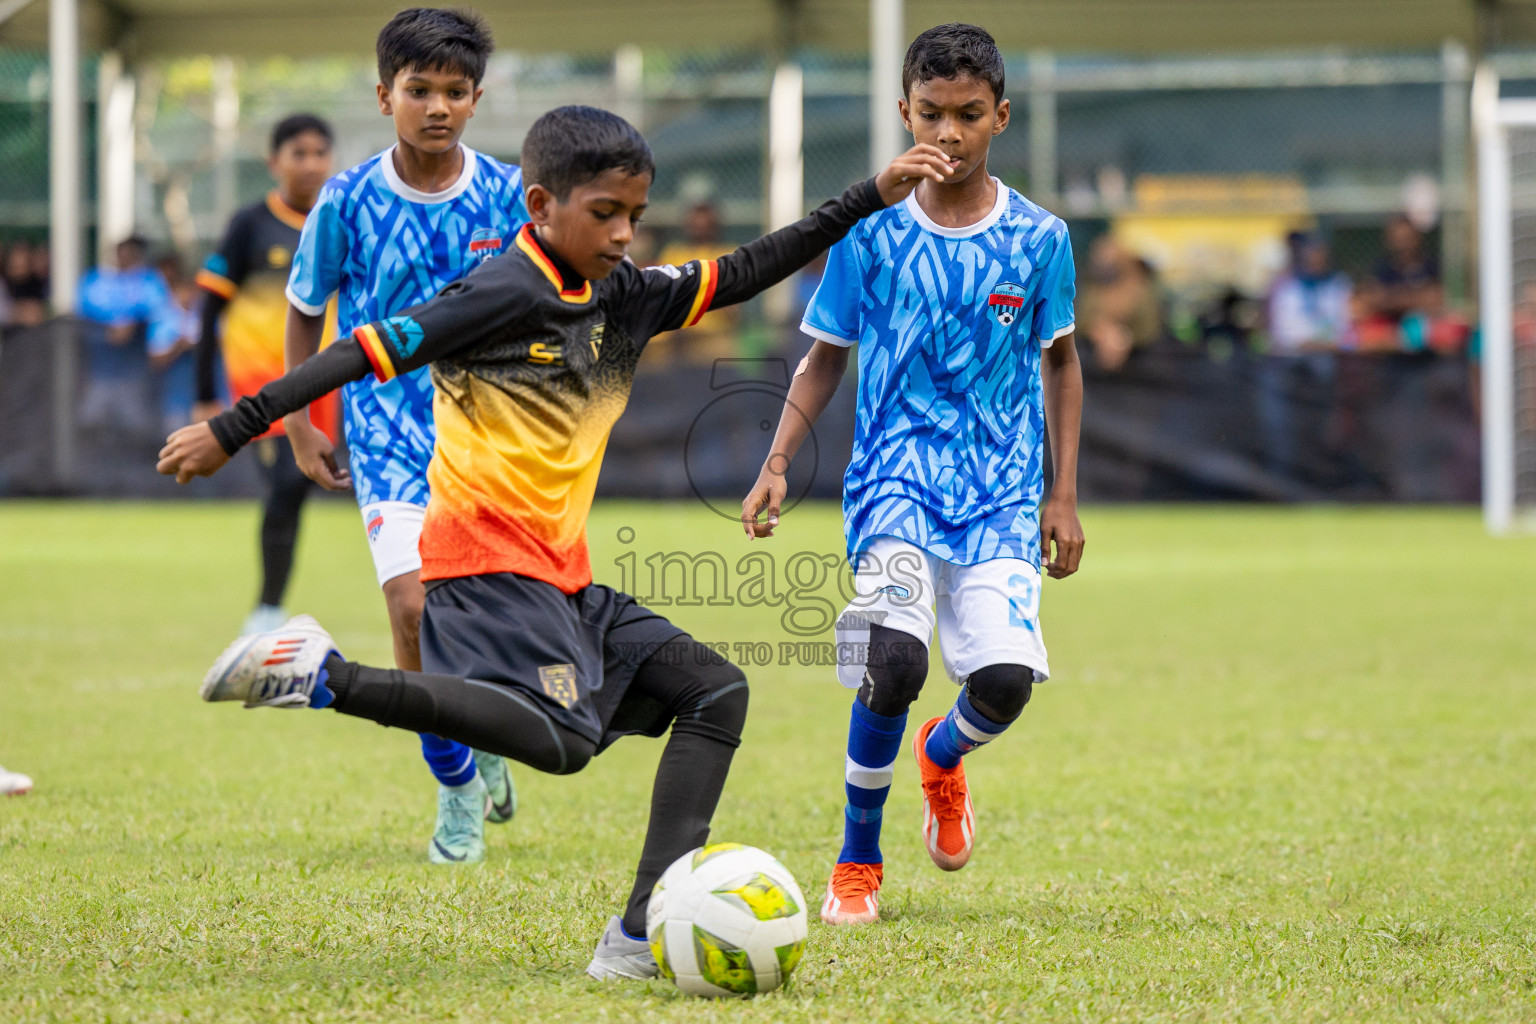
{"left": 646, "top": 843, "right": 808, "bottom": 998}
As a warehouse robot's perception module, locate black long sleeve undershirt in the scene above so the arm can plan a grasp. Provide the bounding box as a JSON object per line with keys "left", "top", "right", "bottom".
{"left": 208, "top": 340, "right": 370, "bottom": 455}
{"left": 708, "top": 177, "right": 882, "bottom": 310}
{"left": 195, "top": 292, "right": 229, "bottom": 403}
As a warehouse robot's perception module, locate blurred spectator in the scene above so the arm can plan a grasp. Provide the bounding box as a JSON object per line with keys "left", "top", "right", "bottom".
{"left": 1077, "top": 236, "right": 1163, "bottom": 372}
{"left": 3, "top": 240, "right": 49, "bottom": 326}
{"left": 1268, "top": 234, "right": 1353, "bottom": 354}
{"left": 1258, "top": 232, "right": 1351, "bottom": 478}
{"left": 651, "top": 200, "right": 738, "bottom": 365}
{"left": 149, "top": 256, "right": 200, "bottom": 436}
{"left": 77, "top": 236, "right": 171, "bottom": 435}
{"left": 1365, "top": 214, "right": 1442, "bottom": 322}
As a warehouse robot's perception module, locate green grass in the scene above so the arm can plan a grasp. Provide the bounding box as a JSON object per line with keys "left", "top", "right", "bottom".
{"left": 3, "top": 501, "right": 1536, "bottom": 1022}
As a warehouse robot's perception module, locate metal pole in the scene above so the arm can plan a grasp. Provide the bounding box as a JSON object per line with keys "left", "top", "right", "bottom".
{"left": 765, "top": 62, "right": 803, "bottom": 324}
{"left": 211, "top": 56, "right": 239, "bottom": 235}
{"left": 869, "top": 0, "right": 903, "bottom": 176}
{"left": 1473, "top": 65, "right": 1514, "bottom": 534}
{"left": 49, "top": 0, "right": 80, "bottom": 313}
{"left": 1442, "top": 39, "right": 1471, "bottom": 305}
{"left": 97, "top": 51, "right": 136, "bottom": 263}
{"left": 1028, "top": 50, "right": 1058, "bottom": 207}
{"left": 614, "top": 44, "right": 643, "bottom": 132}
{"left": 49, "top": 0, "right": 81, "bottom": 489}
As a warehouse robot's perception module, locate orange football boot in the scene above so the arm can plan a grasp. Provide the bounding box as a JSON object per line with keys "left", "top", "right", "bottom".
{"left": 820, "top": 861, "right": 883, "bottom": 925}
{"left": 913, "top": 716, "right": 975, "bottom": 871}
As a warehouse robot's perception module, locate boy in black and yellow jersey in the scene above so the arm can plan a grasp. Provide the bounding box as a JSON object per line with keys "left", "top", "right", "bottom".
{"left": 193, "top": 114, "right": 338, "bottom": 636}
{"left": 158, "top": 105, "right": 951, "bottom": 979}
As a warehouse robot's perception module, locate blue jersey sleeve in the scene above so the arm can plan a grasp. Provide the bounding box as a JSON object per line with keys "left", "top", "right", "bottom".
{"left": 148, "top": 303, "right": 190, "bottom": 357}
{"left": 506, "top": 177, "right": 529, "bottom": 227}
{"left": 799, "top": 234, "right": 863, "bottom": 347}
{"left": 286, "top": 185, "right": 348, "bottom": 316}
{"left": 1032, "top": 228, "right": 1077, "bottom": 346}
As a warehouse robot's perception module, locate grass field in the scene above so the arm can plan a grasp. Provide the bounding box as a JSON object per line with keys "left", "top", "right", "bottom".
{"left": 2, "top": 500, "right": 1535, "bottom": 1023}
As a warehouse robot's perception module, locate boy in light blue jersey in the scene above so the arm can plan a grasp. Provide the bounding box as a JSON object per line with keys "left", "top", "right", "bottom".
{"left": 743, "top": 23, "right": 1086, "bottom": 924}
{"left": 281, "top": 7, "right": 527, "bottom": 864}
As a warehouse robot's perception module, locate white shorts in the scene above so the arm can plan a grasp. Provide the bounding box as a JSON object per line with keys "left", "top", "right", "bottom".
{"left": 834, "top": 535, "right": 1050, "bottom": 689}
{"left": 359, "top": 500, "right": 425, "bottom": 588}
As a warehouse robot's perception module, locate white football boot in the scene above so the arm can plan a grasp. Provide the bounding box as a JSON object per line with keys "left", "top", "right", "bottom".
{"left": 586, "top": 915, "right": 658, "bottom": 981}
{"left": 0, "top": 765, "right": 33, "bottom": 796}
{"left": 200, "top": 613, "right": 339, "bottom": 709}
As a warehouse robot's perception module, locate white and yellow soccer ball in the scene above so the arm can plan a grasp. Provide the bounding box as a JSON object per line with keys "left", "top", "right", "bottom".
{"left": 646, "top": 843, "right": 808, "bottom": 998}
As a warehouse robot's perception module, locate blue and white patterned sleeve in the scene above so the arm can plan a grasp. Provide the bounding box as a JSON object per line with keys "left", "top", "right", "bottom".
{"left": 286, "top": 185, "right": 347, "bottom": 316}
{"left": 799, "top": 234, "right": 863, "bottom": 347}
{"left": 1032, "top": 228, "right": 1077, "bottom": 347}
{"left": 506, "top": 172, "right": 529, "bottom": 226}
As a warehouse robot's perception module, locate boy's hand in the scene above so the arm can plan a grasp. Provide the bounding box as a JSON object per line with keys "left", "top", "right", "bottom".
{"left": 741, "top": 464, "right": 789, "bottom": 539}
{"left": 285, "top": 413, "right": 352, "bottom": 491}
{"left": 874, "top": 144, "right": 953, "bottom": 206}
{"left": 157, "top": 422, "right": 230, "bottom": 483}
{"left": 1040, "top": 496, "right": 1084, "bottom": 579}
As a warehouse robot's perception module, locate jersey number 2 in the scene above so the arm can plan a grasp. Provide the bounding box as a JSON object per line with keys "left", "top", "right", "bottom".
{"left": 1007, "top": 573, "right": 1037, "bottom": 632}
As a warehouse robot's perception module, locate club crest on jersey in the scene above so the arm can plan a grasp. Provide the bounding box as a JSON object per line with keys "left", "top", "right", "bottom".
{"left": 987, "top": 283, "right": 1027, "bottom": 326}
{"left": 366, "top": 512, "right": 384, "bottom": 543}
{"left": 468, "top": 228, "right": 503, "bottom": 264}
{"left": 539, "top": 664, "right": 578, "bottom": 708}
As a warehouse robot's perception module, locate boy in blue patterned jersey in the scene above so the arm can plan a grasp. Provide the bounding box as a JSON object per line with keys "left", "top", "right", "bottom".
{"left": 281, "top": 7, "right": 527, "bottom": 864}
{"left": 742, "top": 23, "right": 1086, "bottom": 925}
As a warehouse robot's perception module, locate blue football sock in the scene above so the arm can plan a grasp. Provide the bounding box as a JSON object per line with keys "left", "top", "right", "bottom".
{"left": 924, "top": 686, "right": 1009, "bottom": 770}
{"left": 308, "top": 662, "right": 335, "bottom": 710}
{"left": 419, "top": 734, "right": 478, "bottom": 788}
{"left": 838, "top": 696, "right": 907, "bottom": 865}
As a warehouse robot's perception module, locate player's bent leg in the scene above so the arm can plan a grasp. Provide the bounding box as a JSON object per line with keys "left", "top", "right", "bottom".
{"left": 914, "top": 665, "right": 1034, "bottom": 873}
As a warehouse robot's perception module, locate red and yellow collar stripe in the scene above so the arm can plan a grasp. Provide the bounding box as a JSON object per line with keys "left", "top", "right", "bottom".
{"left": 354, "top": 323, "right": 398, "bottom": 382}
{"left": 195, "top": 268, "right": 236, "bottom": 300}
{"left": 516, "top": 225, "right": 593, "bottom": 304}
{"left": 266, "top": 191, "right": 309, "bottom": 231}
{"left": 681, "top": 259, "right": 718, "bottom": 328}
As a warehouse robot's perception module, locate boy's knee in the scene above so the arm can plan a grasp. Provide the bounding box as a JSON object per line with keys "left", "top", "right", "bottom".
{"left": 858, "top": 623, "right": 928, "bottom": 717}
{"left": 965, "top": 663, "right": 1035, "bottom": 724}
{"left": 674, "top": 655, "right": 750, "bottom": 746}
{"left": 548, "top": 738, "right": 595, "bottom": 776}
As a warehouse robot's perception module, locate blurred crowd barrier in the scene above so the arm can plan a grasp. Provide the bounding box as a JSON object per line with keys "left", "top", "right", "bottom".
{"left": 0, "top": 326, "right": 1478, "bottom": 504}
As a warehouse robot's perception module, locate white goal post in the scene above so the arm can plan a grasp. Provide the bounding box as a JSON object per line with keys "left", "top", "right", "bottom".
{"left": 1474, "top": 66, "right": 1536, "bottom": 534}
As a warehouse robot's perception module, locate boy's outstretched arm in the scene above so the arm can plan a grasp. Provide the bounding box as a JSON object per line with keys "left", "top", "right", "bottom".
{"left": 697, "top": 145, "right": 952, "bottom": 311}
{"left": 1041, "top": 332, "right": 1085, "bottom": 578}
{"left": 157, "top": 340, "right": 372, "bottom": 484}
{"left": 742, "top": 341, "right": 848, "bottom": 538}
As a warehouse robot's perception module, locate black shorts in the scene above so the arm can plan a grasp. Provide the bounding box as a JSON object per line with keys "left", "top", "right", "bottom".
{"left": 419, "top": 573, "right": 686, "bottom": 749}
